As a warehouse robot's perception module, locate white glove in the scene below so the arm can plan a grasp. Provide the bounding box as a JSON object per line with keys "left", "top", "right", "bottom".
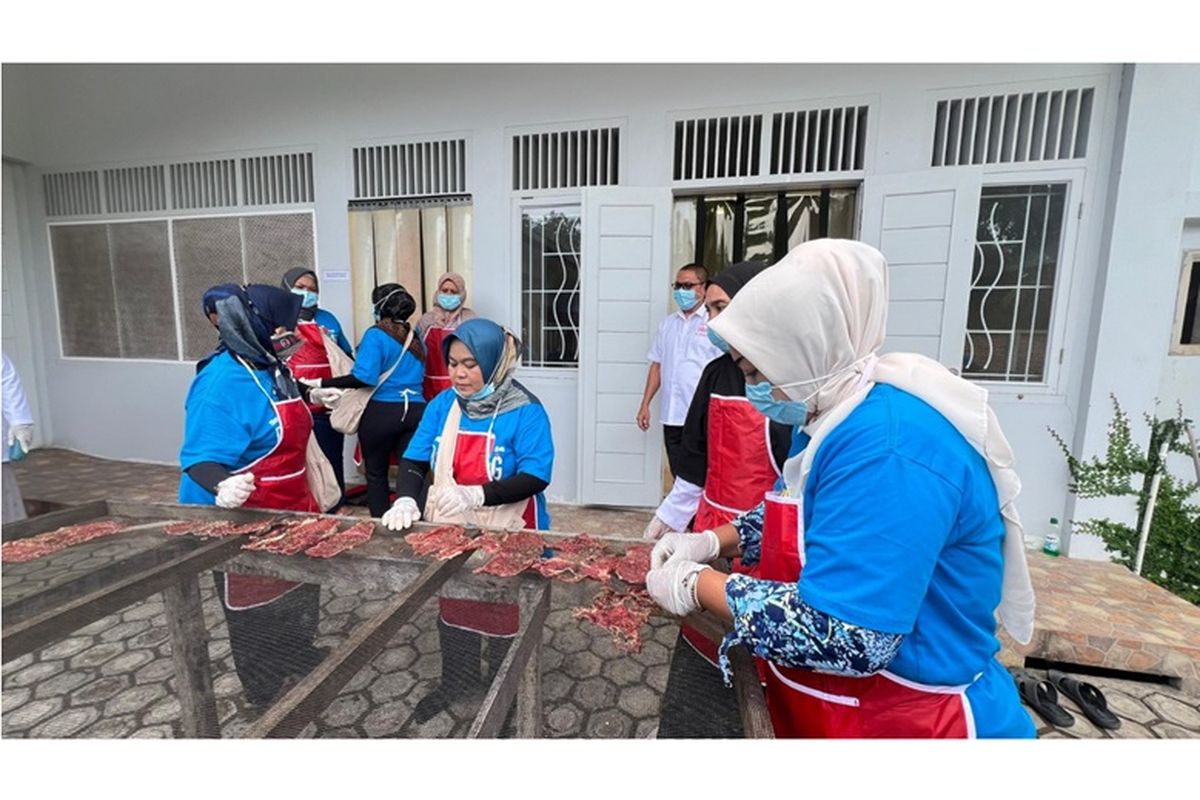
{"left": 646, "top": 559, "right": 709, "bottom": 617}
{"left": 299, "top": 377, "right": 323, "bottom": 389}
{"left": 309, "top": 387, "right": 345, "bottom": 408}
{"left": 382, "top": 496, "right": 421, "bottom": 531}
{"left": 435, "top": 484, "right": 486, "bottom": 518}
{"left": 215, "top": 472, "right": 256, "bottom": 509}
{"left": 7, "top": 423, "right": 34, "bottom": 453}
{"left": 642, "top": 515, "right": 674, "bottom": 541}
{"left": 651, "top": 530, "right": 721, "bottom": 570}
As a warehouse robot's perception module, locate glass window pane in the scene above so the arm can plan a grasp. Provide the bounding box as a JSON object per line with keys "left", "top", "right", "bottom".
{"left": 521, "top": 206, "right": 580, "bottom": 367}
{"left": 50, "top": 224, "right": 120, "bottom": 358}
{"left": 109, "top": 221, "right": 177, "bottom": 360}
{"left": 827, "top": 188, "right": 857, "bottom": 239}
{"left": 700, "top": 196, "right": 735, "bottom": 274}
{"left": 742, "top": 195, "right": 777, "bottom": 265}
{"left": 672, "top": 198, "right": 697, "bottom": 271}
{"left": 786, "top": 192, "right": 821, "bottom": 250}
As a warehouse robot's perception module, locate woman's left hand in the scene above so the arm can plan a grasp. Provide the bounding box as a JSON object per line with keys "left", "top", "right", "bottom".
{"left": 646, "top": 559, "right": 709, "bottom": 617}
{"left": 436, "top": 484, "right": 485, "bottom": 517}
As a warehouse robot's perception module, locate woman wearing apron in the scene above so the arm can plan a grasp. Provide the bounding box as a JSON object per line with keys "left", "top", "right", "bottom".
{"left": 381, "top": 318, "right": 554, "bottom": 723}
{"left": 414, "top": 271, "right": 476, "bottom": 401}
{"left": 280, "top": 268, "right": 354, "bottom": 506}
{"left": 179, "top": 284, "right": 326, "bottom": 707}
{"left": 647, "top": 261, "right": 792, "bottom": 738}
{"left": 646, "top": 239, "right": 1037, "bottom": 738}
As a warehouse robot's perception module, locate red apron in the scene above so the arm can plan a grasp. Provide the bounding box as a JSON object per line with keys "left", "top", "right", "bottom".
{"left": 224, "top": 364, "right": 320, "bottom": 610}
{"left": 422, "top": 327, "right": 453, "bottom": 401}
{"left": 683, "top": 394, "right": 780, "bottom": 664}
{"left": 287, "top": 321, "right": 334, "bottom": 414}
{"left": 438, "top": 429, "right": 536, "bottom": 637}
{"left": 757, "top": 492, "right": 976, "bottom": 738}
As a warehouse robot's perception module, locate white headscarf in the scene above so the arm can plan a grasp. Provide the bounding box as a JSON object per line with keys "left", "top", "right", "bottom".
{"left": 709, "top": 239, "right": 1036, "bottom": 645}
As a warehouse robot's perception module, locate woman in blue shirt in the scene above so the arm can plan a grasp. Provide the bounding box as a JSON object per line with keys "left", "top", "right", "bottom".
{"left": 646, "top": 239, "right": 1037, "bottom": 738}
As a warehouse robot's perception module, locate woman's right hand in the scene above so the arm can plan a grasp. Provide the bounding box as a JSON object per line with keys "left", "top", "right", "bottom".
{"left": 215, "top": 473, "right": 256, "bottom": 509}
{"left": 651, "top": 530, "right": 720, "bottom": 569}
{"left": 382, "top": 496, "right": 421, "bottom": 530}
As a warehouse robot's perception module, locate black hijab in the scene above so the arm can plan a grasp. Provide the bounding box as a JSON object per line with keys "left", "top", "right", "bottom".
{"left": 711, "top": 260, "right": 770, "bottom": 299}
{"left": 212, "top": 284, "right": 303, "bottom": 399}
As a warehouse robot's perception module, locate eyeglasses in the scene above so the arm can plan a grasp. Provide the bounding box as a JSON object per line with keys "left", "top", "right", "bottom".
{"left": 672, "top": 281, "right": 703, "bottom": 290}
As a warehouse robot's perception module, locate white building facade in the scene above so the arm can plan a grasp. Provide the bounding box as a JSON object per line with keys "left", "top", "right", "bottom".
{"left": 3, "top": 63, "right": 1198, "bottom": 556}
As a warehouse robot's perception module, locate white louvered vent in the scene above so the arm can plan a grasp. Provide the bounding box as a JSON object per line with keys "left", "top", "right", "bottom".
{"left": 512, "top": 127, "right": 619, "bottom": 191}
{"left": 240, "top": 152, "right": 314, "bottom": 206}
{"left": 673, "top": 115, "right": 761, "bottom": 181}
{"left": 770, "top": 105, "right": 868, "bottom": 175}
{"left": 170, "top": 159, "right": 238, "bottom": 209}
{"left": 103, "top": 165, "right": 168, "bottom": 214}
{"left": 932, "top": 87, "right": 1095, "bottom": 167}
{"left": 354, "top": 139, "right": 468, "bottom": 199}
{"left": 43, "top": 171, "right": 103, "bottom": 217}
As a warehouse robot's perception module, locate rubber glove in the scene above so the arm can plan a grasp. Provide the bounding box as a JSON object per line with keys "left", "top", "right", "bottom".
{"left": 651, "top": 530, "right": 720, "bottom": 570}
{"left": 299, "top": 377, "right": 323, "bottom": 389}
{"left": 642, "top": 515, "right": 674, "bottom": 541}
{"left": 646, "top": 559, "right": 709, "bottom": 617}
{"left": 435, "top": 484, "right": 486, "bottom": 518}
{"left": 382, "top": 496, "right": 421, "bottom": 531}
{"left": 309, "top": 387, "right": 345, "bottom": 408}
{"left": 215, "top": 473, "right": 256, "bottom": 509}
{"left": 7, "top": 423, "right": 33, "bottom": 460}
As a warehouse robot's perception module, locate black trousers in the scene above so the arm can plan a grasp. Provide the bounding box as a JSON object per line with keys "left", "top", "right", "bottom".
{"left": 358, "top": 398, "right": 425, "bottom": 518}
{"left": 663, "top": 424, "right": 686, "bottom": 480}
{"left": 310, "top": 411, "right": 345, "bottom": 503}
{"left": 656, "top": 630, "right": 744, "bottom": 738}
{"left": 213, "top": 571, "right": 323, "bottom": 706}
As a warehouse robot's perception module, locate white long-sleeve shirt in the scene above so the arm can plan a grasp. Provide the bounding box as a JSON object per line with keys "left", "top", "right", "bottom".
{"left": 2, "top": 351, "right": 34, "bottom": 463}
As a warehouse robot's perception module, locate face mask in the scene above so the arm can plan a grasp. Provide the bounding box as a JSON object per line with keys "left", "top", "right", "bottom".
{"left": 745, "top": 380, "right": 808, "bottom": 426}
{"left": 673, "top": 288, "right": 699, "bottom": 312}
{"left": 270, "top": 331, "right": 303, "bottom": 361}
{"left": 706, "top": 326, "right": 729, "bottom": 353}
{"left": 291, "top": 288, "right": 318, "bottom": 309}
{"left": 437, "top": 293, "right": 463, "bottom": 311}
{"left": 456, "top": 382, "right": 495, "bottom": 401}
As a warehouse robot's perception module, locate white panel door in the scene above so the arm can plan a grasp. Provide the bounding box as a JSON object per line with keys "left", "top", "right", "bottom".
{"left": 578, "top": 187, "right": 672, "bottom": 507}
{"left": 859, "top": 169, "right": 982, "bottom": 370}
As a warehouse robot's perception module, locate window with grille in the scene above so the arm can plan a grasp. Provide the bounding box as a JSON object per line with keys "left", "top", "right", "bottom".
{"left": 961, "top": 184, "right": 1066, "bottom": 382}
{"left": 520, "top": 206, "right": 581, "bottom": 367}
{"left": 1174, "top": 251, "right": 1200, "bottom": 353}
{"left": 671, "top": 188, "right": 858, "bottom": 274}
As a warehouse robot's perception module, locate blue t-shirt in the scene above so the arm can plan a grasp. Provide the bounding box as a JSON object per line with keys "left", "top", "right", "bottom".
{"left": 313, "top": 308, "right": 353, "bottom": 357}
{"left": 352, "top": 326, "right": 425, "bottom": 404}
{"left": 403, "top": 388, "right": 555, "bottom": 529}
{"left": 798, "top": 384, "right": 1032, "bottom": 738}
{"left": 178, "top": 351, "right": 282, "bottom": 505}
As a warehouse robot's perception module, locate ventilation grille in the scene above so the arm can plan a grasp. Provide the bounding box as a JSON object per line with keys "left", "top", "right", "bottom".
{"left": 673, "top": 115, "right": 761, "bottom": 181}
{"left": 512, "top": 127, "right": 619, "bottom": 191}
{"left": 932, "top": 87, "right": 1095, "bottom": 167}
{"left": 240, "top": 152, "right": 314, "bottom": 206}
{"left": 171, "top": 159, "right": 238, "bottom": 209}
{"left": 43, "top": 171, "right": 103, "bottom": 217}
{"left": 353, "top": 139, "right": 467, "bottom": 199}
{"left": 770, "top": 105, "right": 868, "bottom": 175}
{"left": 102, "top": 165, "right": 168, "bottom": 214}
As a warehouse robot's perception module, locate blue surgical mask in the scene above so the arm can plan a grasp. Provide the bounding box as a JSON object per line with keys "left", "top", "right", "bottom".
{"left": 457, "top": 382, "right": 495, "bottom": 401}
{"left": 706, "top": 326, "right": 729, "bottom": 353}
{"left": 373, "top": 309, "right": 382, "bottom": 323}
{"left": 437, "top": 293, "right": 463, "bottom": 311}
{"left": 291, "top": 288, "right": 318, "bottom": 309}
{"left": 673, "top": 288, "right": 699, "bottom": 312}
{"left": 745, "top": 381, "right": 809, "bottom": 426}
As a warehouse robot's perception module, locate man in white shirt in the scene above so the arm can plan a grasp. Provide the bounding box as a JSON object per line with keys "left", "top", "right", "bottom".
{"left": 637, "top": 263, "right": 723, "bottom": 481}
{"left": 2, "top": 351, "right": 35, "bottom": 522}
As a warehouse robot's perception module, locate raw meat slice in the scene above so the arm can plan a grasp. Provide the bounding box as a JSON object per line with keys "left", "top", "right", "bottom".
{"left": 613, "top": 544, "right": 653, "bottom": 585}
{"left": 242, "top": 518, "right": 339, "bottom": 554}
{"left": 405, "top": 525, "right": 475, "bottom": 560}
{"left": 305, "top": 520, "right": 376, "bottom": 558}
{"left": 162, "top": 521, "right": 195, "bottom": 536}
{"left": 573, "top": 587, "right": 657, "bottom": 653}
{"left": 473, "top": 530, "right": 506, "bottom": 554}
{"left": 473, "top": 531, "right": 546, "bottom": 578}
{"left": 533, "top": 534, "right": 615, "bottom": 583}
{"left": 2, "top": 520, "right": 127, "bottom": 563}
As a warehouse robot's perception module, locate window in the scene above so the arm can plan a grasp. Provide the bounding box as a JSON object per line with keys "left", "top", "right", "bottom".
{"left": 672, "top": 187, "right": 858, "bottom": 274}
{"left": 961, "top": 183, "right": 1066, "bottom": 382}
{"left": 520, "top": 205, "right": 581, "bottom": 367}
{"left": 1174, "top": 251, "right": 1200, "bottom": 354}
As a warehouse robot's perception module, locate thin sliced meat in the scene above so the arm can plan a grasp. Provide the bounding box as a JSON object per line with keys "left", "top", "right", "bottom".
{"left": 2, "top": 520, "right": 127, "bottom": 563}
{"left": 573, "top": 587, "right": 656, "bottom": 653}
{"left": 473, "top": 531, "right": 546, "bottom": 578}
{"left": 268, "top": 518, "right": 341, "bottom": 555}
{"left": 474, "top": 530, "right": 506, "bottom": 554}
{"left": 405, "top": 525, "right": 475, "bottom": 560}
{"left": 613, "top": 544, "right": 653, "bottom": 585}
{"left": 305, "top": 520, "right": 376, "bottom": 558}
{"left": 534, "top": 534, "right": 614, "bottom": 584}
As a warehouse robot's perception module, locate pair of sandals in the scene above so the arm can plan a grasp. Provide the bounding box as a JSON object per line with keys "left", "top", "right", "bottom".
{"left": 1009, "top": 667, "right": 1121, "bottom": 730}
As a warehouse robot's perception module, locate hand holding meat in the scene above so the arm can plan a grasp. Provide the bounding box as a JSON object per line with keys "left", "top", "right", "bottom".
{"left": 435, "top": 484, "right": 485, "bottom": 518}
{"left": 651, "top": 530, "right": 720, "bottom": 569}
{"left": 215, "top": 473, "right": 256, "bottom": 508}
{"left": 646, "top": 558, "right": 708, "bottom": 617}
{"left": 382, "top": 496, "right": 421, "bottom": 530}
{"left": 642, "top": 515, "right": 674, "bottom": 541}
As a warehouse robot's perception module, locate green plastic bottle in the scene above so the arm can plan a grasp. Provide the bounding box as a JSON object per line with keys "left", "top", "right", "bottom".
{"left": 1042, "top": 517, "right": 1061, "bottom": 557}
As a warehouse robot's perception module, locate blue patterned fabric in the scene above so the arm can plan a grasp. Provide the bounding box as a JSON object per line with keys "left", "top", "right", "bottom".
{"left": 730, "top": 502, "right": 766, "bottom": 567}
{"left": 718, "top": 573, "right": 903, "bottom": 685}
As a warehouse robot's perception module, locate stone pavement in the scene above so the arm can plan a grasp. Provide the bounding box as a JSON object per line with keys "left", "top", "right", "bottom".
{"left": 5, "top": 449, "right": 1200, "bottom": 739}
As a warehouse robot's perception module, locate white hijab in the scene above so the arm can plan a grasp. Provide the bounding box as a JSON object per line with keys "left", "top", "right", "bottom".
{"left": 709, "top": 239, "right": 1035, "bottom": 645}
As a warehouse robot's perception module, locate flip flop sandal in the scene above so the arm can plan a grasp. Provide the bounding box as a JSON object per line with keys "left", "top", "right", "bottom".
{"left": 1009, "top": 667, "right": 1075, "bottom": 728}
{"left": 1047, "top": 670, "right": 1122, "bottom": 730}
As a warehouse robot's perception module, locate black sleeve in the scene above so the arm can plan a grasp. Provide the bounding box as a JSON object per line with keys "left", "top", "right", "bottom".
{"left": 482, "top": 473, "right": 549, "bottom": 507}
{"left": 767, "top": 421, "right": 792, "bottom": 472}
{"left": 322, "top": 374, "right": 371, "bottom": 389}
{"left": 396, "top": 458, "right": 431, "bottom": 499}
{"left": 185, "top": 461, "right": 232, "bottom": 495}
{"left": 674, "top": 364, "right": 717, "bottom": 487}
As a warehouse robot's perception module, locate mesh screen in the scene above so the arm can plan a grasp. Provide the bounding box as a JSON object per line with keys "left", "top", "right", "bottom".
{"left": 242, "top": 213, "right": 315, "bottom": 287}
{"left": 109, "top": 221, "right": 178, "bottom": 359}
{"left": 173, "top": 217, "right": 245, "bottom": 361}
{"left": 50, "top": 225, "right": 120, "bottom": 357}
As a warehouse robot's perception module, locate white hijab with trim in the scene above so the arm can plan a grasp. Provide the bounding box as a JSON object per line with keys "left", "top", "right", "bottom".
{"left": 709, "top": 238, "right": 1036, "bottom": 645}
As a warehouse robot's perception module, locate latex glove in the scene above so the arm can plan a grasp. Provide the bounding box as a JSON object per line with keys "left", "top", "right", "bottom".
{"left": 642, "top": 515, "right": 674, "bottom": 541}
{"left": 215, "top": 472, "right": 256, "bottom": 509}
{"left": 299, "top": 377, "right": 323, "bottom": 389}
{"left": 651, "top": 530, "right": 721, "bottom": 570}
{"left": 435, "top": 484, "right": 486, "bottom": 518}
{"left": 309, "top": 387, "right": 345, "bottom": 408}
{"left": 646, "top": 559, "right": 709, "bottom": 617}
{"left": 7, "top": 423, "right": 33, "bottom": 453}
{"left": 382, "top": 496, "right": 421, "bottom": 531}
